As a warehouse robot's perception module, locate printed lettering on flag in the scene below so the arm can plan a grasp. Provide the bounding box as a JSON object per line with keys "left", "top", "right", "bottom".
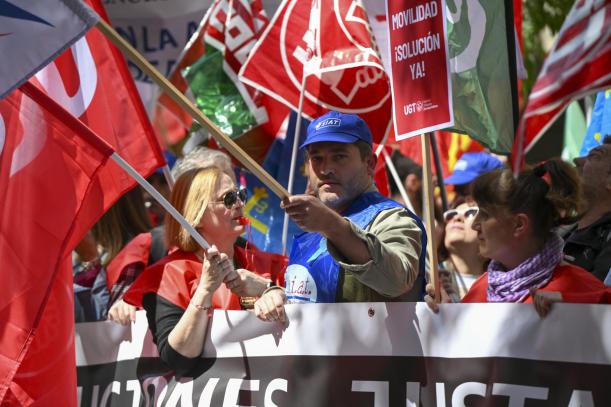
{"left": 0, "top": 0, "right": 98, "bottom": 99}
{"left": 369, "top": 0, "right": 517, "bottom": 154}
{"left": 239, "top": 0, "right": 392, "bottom": 145}
{"left": 0, "top": 82, "right": 113, "bottom": 406}
{"left": 386, "top": 0, "right": 454, "bottom": 140}
{"left": 157, "top": 0, "right": 288, "bottom": 145}
{"left": 515, "top": 0, "right": 611, "bottom": 166}
{"left": 104, "top": 0, "right": 211, "bottom": 113}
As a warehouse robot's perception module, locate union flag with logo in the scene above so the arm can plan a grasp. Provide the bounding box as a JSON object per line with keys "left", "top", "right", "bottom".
{"left": 0, "top": 82, "right": 114, "bottom": 406}
{"left": 32, "top": 0, "right": 165, "bottom": 239}
{"left": 239, "top": 0, "right": 392, "bottom": 144}
{"left": 514, "top": 0, "right": 611, "bottom": 167}
{"left": 156, "top": 0, "right": 289, "bottom": 150}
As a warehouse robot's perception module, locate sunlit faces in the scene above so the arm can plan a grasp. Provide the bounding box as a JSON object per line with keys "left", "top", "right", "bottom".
{"left": 306, "top": 141, "right": 374, "bottom": 212}
{"left": 444, "top": 203, "right": 479, "bottom": 249}
{"left": 470, "top": 206, "right": 517, "bottom": 263}
{"left": 196, "top": 173, "right": 245, "bottom": 240}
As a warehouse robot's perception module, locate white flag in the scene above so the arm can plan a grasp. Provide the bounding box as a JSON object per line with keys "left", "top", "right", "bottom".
{"left": 0, "top": 0, "right": 98, "bottom": 99}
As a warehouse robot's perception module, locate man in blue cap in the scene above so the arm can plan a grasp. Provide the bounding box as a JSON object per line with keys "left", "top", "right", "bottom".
{"left": 263, "top": 111, "right": 426, "bottom": 309}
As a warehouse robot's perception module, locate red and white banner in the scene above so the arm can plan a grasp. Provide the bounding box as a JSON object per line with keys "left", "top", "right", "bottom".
{"left": 239, "top": 0, "right": 392, "bottom": 145}
{"left": 75, "top": 303, "right": 611, "bottom": 406}
{"left": 0, "top": 0, "right": 98, "bottom": 99}
{"left": 514, "top": 0, "right": 611, "bottom": 167}
{"left": 0, "top": 82, "right": 114, "bottom": 406}
{"left": 386, "top": 0, "right": 453, "bottom": 140}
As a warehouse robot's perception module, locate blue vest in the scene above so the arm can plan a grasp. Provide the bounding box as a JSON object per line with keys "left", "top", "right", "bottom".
{"left": 285, "top": 192, "right": 426, "bottom": 303}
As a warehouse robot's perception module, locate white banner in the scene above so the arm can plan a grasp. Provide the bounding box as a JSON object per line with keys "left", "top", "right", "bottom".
{"left": 76, "top": 302, "right": 611, "bottom": 406}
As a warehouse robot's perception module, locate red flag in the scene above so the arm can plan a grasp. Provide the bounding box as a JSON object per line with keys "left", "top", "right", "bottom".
{"left": 389, "top": 131, "right": 484, "bottom": 178}
{"left": 106, "top": 232, "right": 152, "bottom": 291}
{"left": 156, "top": 0, "right": 289, "bottom": 145}
{"left": 513, "top": 0, "right": 611, "bottom": 168}
{"left": 32, "top": 0, "right": 165, "bottom": 236}
{"left": 0, "top": 82, "right": 114, "bottom": 405}
{"left": 373, "top": 144, "right": 391, "bottom": 197}
{"left": 239, "top": 0, "right": 392, "bottom": 144}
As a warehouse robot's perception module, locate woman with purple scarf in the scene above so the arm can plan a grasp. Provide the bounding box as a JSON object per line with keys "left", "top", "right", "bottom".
{"left": 426, "top": 159, "right": 611, "bottom": 316}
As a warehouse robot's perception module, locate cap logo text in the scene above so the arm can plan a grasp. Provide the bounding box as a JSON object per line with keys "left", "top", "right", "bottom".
{"left": 315, "top": 118, "right": 341, "bottom": 130}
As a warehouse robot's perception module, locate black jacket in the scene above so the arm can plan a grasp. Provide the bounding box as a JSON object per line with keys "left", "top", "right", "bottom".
{"left": 562, "top": 212, "right": 611, "bottom": 281}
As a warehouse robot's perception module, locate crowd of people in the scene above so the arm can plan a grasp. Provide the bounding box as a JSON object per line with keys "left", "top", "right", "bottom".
{"left": 71, "top": 110, "right": 611, "bottom": 376}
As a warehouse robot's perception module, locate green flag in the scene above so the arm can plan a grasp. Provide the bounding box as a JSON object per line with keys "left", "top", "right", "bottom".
{"left": 561, "top": 101, "right": 586, "bottom": 161}
{"left": 184, "top": 43, "right": 260, "bottom": 138}
{"left": 446, "top": 0, "right": 516, "bottom": 154}
{"left": 179, "top": 0, "right": 269, "bottom": 139}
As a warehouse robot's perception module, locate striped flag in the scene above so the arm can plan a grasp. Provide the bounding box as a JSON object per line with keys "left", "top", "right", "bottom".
{"left": 514, "top": 0, "right": 611, "bottom": 168}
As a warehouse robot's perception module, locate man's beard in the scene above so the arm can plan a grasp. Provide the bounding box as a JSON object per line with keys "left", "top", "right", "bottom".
{"left": 318, "top": 191, "right": 348, "bottom": 209}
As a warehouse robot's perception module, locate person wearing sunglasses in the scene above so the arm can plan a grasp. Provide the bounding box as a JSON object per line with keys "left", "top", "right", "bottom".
{"left": 426, "top": 159, "right": 611, "bottom": 317}
{"left": 438, "top": 200, "right": 488, "bottom": 301}
{"left": 123, "top": 166, "right": 287, "bottom": 376}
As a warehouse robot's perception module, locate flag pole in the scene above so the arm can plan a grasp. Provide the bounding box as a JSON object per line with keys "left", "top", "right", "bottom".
{"left": 281, "top": 0, "right": 319, "bottom": 255}
{"left": 161, "top": 164, "right": 175, "bottom": 189}
{"left": 421, "top": 133, "right": 440, "bottom": 303}
{"left": 429, "top": 132, "right": 448, "bottom": 212}
{"left": 95, "top": 19, "right": 289, "bottom": 200}
{"left": 111, "top": 152, "right": 210, "bottom": 251}
{"left": 382, "top": 148, "right": 416, "bottom": 214}
{"left": 281, "top": 72, "right": 308, "bottom": 255}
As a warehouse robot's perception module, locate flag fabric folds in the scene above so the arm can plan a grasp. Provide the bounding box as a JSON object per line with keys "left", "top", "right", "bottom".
{"left": 240, "top": 112, "right": 309, "bottom": 254}
{"left": 580, "top": 90, "right": 611, "bottom": 156}
{"left": 181, "top": 0, "right": 270, "bottom": 138}
{"left": 562, "top": 101, "right": 587, "bottom": 161}
{"left": 444, "top": 0, "right": 516, "bottom": 154}
{"left": 157, "top": 0, "right": 289, "bottom": 146}
{"left": 0, "top": 82, "right": 114, "bottom": 406}
{"left": 32, "top": 0, "right": 166, "bottom": 241}
{"left": 391, "top": 131, "right": 484, "bottom": 178}
{"left": 0, "top": 0, "right": 98, "bottom": 99}
{"left": 103, "top": 0, "right": 210, "bottom": 113}
{"left": 239, "top": 0, "right": 392, "bottom": 145}
{"left": 514, "top": 1, "right": 611, "bottom": 167}
{"left": 367, "top": 0, "right": 517, "bottom": 153}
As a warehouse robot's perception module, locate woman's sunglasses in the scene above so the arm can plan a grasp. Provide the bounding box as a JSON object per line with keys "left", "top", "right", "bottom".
{"left": 443, "top": 207, "right": 479, "bottom": 223}
{"left": 213, "top": 186, "right": 248, "bottom": 209}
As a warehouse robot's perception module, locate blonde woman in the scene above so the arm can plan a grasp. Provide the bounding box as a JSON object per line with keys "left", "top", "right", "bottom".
{"left": 124, "top": 166, "right": 287, "bottom": 376}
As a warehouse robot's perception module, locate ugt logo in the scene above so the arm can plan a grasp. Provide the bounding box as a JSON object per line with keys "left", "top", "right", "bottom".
{"left": 280, "top": 0, "right": 390, "bottom": 113}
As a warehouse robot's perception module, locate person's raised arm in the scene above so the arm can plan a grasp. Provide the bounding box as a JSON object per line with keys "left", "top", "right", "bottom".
{"left": 281, "top": 194, "right": 371, "bottom": 264}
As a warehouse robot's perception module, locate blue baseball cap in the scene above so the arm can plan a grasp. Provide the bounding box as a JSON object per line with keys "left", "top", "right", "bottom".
{"left": 300, "top": 111, "right": 372, "bottom": 149}
{"left": 444, "top": 152, "right": 504, "bottom": 185}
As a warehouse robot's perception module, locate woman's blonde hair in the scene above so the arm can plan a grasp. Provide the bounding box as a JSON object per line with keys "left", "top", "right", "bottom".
{"left": 165, "top": 166, "right": 223, "bottom": 252}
